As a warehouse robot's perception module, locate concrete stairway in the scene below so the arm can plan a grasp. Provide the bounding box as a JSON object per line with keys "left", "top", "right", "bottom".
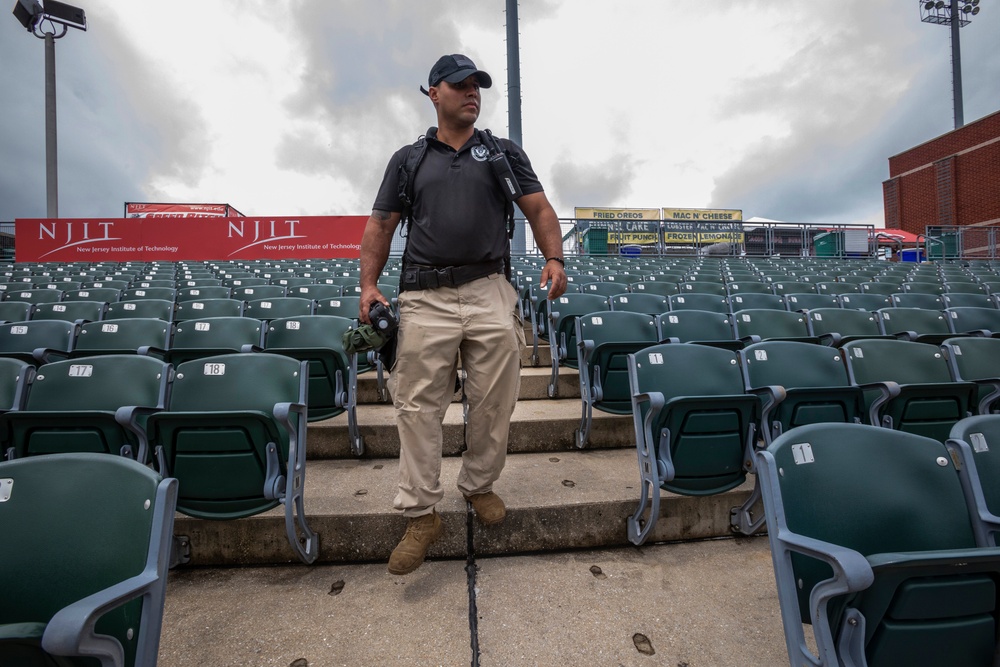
{"left": 173, "top": 333, "right": 756, "bottom": 565}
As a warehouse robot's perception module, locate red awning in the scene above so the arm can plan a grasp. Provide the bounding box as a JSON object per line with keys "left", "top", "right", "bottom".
{"left": 873, "top": 229, "right": 921, "bottom": 245}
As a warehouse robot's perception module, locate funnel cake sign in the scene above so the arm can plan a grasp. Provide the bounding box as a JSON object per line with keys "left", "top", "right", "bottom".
{"left": 15, "top": 215, "right": 368, "bottom": 261}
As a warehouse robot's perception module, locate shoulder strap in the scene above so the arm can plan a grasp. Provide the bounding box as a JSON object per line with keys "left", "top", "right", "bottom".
{"left": 478, "top": 129, "right": 517, "bottom": 242}
{"left": 397, "top": 135, "right": 428, "bottom": 239}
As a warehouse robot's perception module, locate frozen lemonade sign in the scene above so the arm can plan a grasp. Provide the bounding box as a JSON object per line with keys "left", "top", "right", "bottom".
{"left": 661, "top": 208, "right": 744, "bottom": 244}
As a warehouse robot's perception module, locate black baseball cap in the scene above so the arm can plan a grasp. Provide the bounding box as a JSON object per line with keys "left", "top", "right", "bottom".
{"left": 420, "top": 54, "right": 492, "bottom": 95}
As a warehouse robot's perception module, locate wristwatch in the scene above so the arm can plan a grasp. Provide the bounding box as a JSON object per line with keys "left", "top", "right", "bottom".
{"left": 545, "top": 257, "right": 565, "bottom": 267}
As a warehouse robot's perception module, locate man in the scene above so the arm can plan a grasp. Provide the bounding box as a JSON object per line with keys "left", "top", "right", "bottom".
{"left": 359, "top": 54, "right": 567, "bottom": 575}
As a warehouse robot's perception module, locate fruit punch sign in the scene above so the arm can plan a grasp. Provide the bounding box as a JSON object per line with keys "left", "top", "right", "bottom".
{"left": 15, "top": 215, "right": 368, "bottom": 261}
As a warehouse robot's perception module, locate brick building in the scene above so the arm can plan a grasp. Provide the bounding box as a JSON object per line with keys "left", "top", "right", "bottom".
{"left": 883, "top": 110, "right": 1000, "bottom": 238}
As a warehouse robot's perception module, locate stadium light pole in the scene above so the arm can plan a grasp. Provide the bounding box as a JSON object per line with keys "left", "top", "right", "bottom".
{"left": 919, "top": 0, "right": 982, "bottom": 130}
{"left": 11, "top": 0, "right": 87, "bottom": 218}
{"left": 506, "top": 0, "right": 527, "bottom": 255}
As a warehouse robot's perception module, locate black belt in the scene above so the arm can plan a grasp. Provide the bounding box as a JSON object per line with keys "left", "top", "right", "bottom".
{"left": 400, "top": 259, "right": 505, "bottom": 291}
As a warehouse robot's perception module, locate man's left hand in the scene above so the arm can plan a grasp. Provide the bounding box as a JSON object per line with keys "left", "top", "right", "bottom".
{"left": 541, "top": 261, "right": 567, "bottom": 300}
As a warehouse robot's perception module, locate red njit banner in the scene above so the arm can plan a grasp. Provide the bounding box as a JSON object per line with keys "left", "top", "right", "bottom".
{"left": 14, "top": 216, "right": 368, "bottom": 262}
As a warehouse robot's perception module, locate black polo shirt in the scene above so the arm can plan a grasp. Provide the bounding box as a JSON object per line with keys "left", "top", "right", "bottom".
{"left": 373, "top": 127, "right": 544, "bottom": 267}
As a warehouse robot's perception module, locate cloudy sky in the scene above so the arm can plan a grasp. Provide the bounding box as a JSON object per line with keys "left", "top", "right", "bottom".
{"left": 1, "top": 0, "right": 998, "bottom": 227}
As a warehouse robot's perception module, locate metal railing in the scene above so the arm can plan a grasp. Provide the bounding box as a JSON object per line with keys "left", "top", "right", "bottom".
{"left": 519, "top": 219, "right": 879, "bottom": 259}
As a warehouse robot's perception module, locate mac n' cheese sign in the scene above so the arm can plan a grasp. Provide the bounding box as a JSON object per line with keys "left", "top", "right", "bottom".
{"left": 14, "top": 216, "right": 368, "bottom": 262}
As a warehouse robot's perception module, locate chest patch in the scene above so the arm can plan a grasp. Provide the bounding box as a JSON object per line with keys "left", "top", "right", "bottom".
{"left": 472, "top": 144, "right": 489, "bottom": 162}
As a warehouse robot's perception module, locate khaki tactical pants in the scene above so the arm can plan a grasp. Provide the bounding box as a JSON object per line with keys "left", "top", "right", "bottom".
{"left": 388, "top": 273, "right": 524, "bottom": 517}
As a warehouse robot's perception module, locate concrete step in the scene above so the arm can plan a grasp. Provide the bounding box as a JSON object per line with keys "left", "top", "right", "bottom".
{"left": 173, "top": 448, "right": 757, "bottom": 566}
{"left": 355, "top": 348, "right": 564, "bottom": 404}
{"left": 309, "top": 395, "right": 631, "bottom": 459}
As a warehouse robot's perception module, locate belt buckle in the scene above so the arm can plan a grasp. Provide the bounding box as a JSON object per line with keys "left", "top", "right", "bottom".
{"left": 436, "top": 267, "right": 454, "bottom": 288}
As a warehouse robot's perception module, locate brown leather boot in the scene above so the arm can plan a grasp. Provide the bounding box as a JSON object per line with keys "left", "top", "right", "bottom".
{"left": 387, "top": 511, "right": 443, "bottom": 575}
{"left": 463, "top": 491, "right": 506, "bottom": 526}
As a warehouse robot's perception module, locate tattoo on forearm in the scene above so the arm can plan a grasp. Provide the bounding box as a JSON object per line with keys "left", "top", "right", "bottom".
{"left": 372, "top": 209, "right": 391, "bottom": 222}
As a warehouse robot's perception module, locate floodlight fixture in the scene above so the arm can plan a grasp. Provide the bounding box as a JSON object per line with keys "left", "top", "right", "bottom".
{"left": 40, "top": 0, "right": 85, "bottom": 31}
{"left": 12, "top": 0, "right": 41, "bottom": 30}
{"left": 919, "top": 0, "right": 984, "bottom": 129}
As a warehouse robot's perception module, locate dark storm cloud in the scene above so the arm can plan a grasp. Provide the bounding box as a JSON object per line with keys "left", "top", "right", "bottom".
{"left": 0, "top": 10, "right": 211, "bottom": 220}
{"left": 709, "top": 0, "right": 1000, "bottom": 224}
{"left": 274, "top": 0, "right": 558, "bottom": 213}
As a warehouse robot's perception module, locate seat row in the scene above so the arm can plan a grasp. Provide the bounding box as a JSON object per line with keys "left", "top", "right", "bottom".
{"left": 0, "top": 316, "right": 366, "bottom": 453}
{"left": 0, "top": 281, "right": 398, "bottom": 304}
{"left": 0, "top": 294, "right": 381, "bottom": 326}
{"left": 0, "top": 352, "right": 321, "bottom": 566}
{"left": 539, "top": 298, "right": 1000, "bottom": 381}
{"left": 579, "top": 331, "right": 1000, "bottom": 551}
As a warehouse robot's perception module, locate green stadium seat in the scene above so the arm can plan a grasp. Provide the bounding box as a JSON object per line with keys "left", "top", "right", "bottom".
{"left": 3, "top": 288, "right": 63, "bottom": 304}
{"left": 608, "top": 293, "right": 669, "bottom": 315}
{"left": 31, "top": 300, "right": 107, "bottom": 324}
{"left": 149, "top": 353, "right": 317, "bottom": 564}
{"left": 244, "top": 297, "right": 314, "bottom": 322}
{"left": 890, "top": 292, "right": 945, "bottom": 309}
{"left": 82, "top": 278, "right": 130, "bottom": 291}
{"left": 0, "top": 357, "right": 33, "bottom": 413}
{"left": 0, "top": 301, "right": 34, "bottom": 324}
{"left": 842, "top": 338, "right": 975, "bottom": 442}
{"left": 230, "top": 284, "right": 287, "bottom": 301}
{"left": 947, "top": 415, "right": 1000, "bottom": 546}
{"left": 0, "top": 452, "right": 177, "bottom": 667}
{"left": 574, "top": 311, "right": 659, "bottom": 448}
{"left": 805, "top": 307, "right": 891, "bottom": 346}
{"left": 946, "top": 307, "right": 1000, "bottom": 338}
{"left": 626, "top": 343, "right": 758, "bottom": 545}
{"left": 725, "top": 281, "right": 773, "bottom": 295}
{"left": 546, "top": 293, "right": 610, "bottom": 398}
{"left": 313, "top": 296, "right": 361, "bottom": 320}
{"left": 121, "top": 287, "right": 177, "bottom": 302}
{"left": 70, "top": 318, "right": 172, "bottom": 359}
{"left": 173, "top": 298, "right": 245, "bottom": 321}
{"left": 106, "top": 299, "right": 175, "bottom": 322}
{"left": 165, "top": 317, "right": 263, "bottom": 366}
{"left": 732, "top": 309, "right": 818, "bottom": 344}
{"left": 876, "top": 307, "right": 953, "bottom": 345}
{"left": 628, "top": 281, "right": 679, "bottom": 298}
{"left": 0, "top": 354, "right": 170, "bottom": 463}
{"left": 288, "top": 284, "right": 344, "bottom": 301}
{"left": 677, "top": 281, "right": 727, "bottom": 297}
{"left": 668, "top": 293, "right": 730, "bottom": 314}
{"left": 579, "top": 282, "right": 623, "bottom": 298}
{"left": 0, "top": 319, "right": 78, "bottom": 366}
{"left": 770, "top": 281, "right": 815, "bottom": 296}
{"left": 739, "top": 340, "right": 864, "bottom": 446}
{"left": 62, "top": 287, "right": 121, "bottom": 303}
{"left": 941, "top": 337, "right": 1000, "bottom": 415}
{"left": 759, "top": 423, "right": 1000, "bottom": 667}
{"left": 859, "top": 281, "right": 898, "bottom": 296}
{"left": 943, "top": 292, "right": 997, "bottom": 309}
{"left": 656, "top": 310, "right": 742, "bottom": 350}
{"left": 784, "top": 292, "right": 840, "bottom": 312}
{"left": 727, "top": 293, "right": 785, "bottom": 313}
{"left": 902, "top": 280, "right": 947, "bottom": 295}
{"left": 264, "top": 315, "right": 364, "bottom": 454}
{"left": 175, "top": 286, "right": 232, "bottom": 302}
{"left": 838, "top": 293, "right": 892, "bottom": 311}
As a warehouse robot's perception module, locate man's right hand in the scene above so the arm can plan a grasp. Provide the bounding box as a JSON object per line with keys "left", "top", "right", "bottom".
{"left": 359, "top": 286, "right": 389, "bottom": 324}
